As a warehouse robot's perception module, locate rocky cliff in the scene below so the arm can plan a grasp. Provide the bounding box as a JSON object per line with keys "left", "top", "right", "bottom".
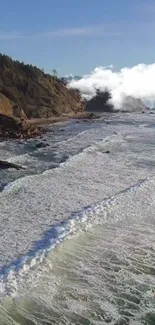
{"left": 0, "top": 54, "right": 86, "bottom": 120}
{"left": 0, "top": 54, "right": 86, "bottom": 139}
{"left": 0, "top": 113, "right": 42, "bottom": 139}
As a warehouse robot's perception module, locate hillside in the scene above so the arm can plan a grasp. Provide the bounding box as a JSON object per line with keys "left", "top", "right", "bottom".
{"left": 0, "top": 54, "right": 86, "bottom": 120}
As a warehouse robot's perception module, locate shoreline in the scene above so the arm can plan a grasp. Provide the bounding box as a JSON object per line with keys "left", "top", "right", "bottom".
{"left": 27, "top": 111, "right": 99, "bottom": 126}
{"left": 0, "top": 112, "right": 100, "bottom": 141}
{"left": 1, "top": 113, "right": 155, "bottom": 299}
{"left": 0, "top": 110, "right": 149, "bottom": 141}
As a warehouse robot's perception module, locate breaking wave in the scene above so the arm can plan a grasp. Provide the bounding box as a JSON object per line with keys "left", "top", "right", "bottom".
{"left": 1, "top": 113, "right": 155, "bottom": 324}
{"left": 0, "top": 177, "right": 151, "bottom": 297}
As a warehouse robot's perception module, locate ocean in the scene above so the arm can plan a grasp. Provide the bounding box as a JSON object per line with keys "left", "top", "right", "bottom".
{"left": 0, "top": 112, "right": 155, "bottom": 324}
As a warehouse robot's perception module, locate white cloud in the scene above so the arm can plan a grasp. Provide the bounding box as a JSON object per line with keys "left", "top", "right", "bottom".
{"left": 68, "top": 64, "right": 155, "bottom": 109}
{"left": 46, "top": 26, "right": 103, "bottom": 36}
{"left": 45, "top": 26, "right": 104, "bottom": 37}
{"left": 0, "top": 25, "right": 121, "bottom": 41}
{"left": 43, "top": 25, "right": 121, "bottom": 38}
{"left": 0, "top": 32, "right": 21, "bottom": 40}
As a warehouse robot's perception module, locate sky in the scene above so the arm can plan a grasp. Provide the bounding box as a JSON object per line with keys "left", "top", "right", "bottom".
{"left": 0, "top": 0, "right": 155, "bottom": 75}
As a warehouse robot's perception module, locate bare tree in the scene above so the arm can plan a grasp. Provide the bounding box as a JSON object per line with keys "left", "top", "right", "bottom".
{"left": 52, "top": 69, "right": 57, "bottom": 78}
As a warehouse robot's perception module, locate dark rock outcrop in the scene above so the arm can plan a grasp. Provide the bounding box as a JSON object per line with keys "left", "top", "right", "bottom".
{"left": 86, "top": 90, "right": 114, "bottom": 113}
{"left": 0, "top": 114, "right": 42, "bottom": 139}
{"left": 36, "top": 142, "right": 50, "bottom": 148}
{"left": 86, "top": 89, "right": 147, "bottom": 113}
{"left": 0, "top": 160, "right": 24, "bottom": 170}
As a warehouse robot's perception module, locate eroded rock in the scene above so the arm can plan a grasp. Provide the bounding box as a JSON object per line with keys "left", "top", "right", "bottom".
{"left": 0, "top": 113, "right": 42, "bottom": 139}
{"left": 0, "top": 160, "right": 24, "bottom": 170}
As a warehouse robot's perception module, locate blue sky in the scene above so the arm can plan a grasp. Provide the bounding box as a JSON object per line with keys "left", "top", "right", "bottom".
{"left": 0, "top": 0, "right": 155, "bottom": 75}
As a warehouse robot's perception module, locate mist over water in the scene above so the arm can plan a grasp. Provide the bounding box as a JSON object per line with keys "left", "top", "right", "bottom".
{"left": 1, "top": 113, "right": 155, "bottom": 324}
{"left": 68, "top": 64, "right": 155, "bottom": 108}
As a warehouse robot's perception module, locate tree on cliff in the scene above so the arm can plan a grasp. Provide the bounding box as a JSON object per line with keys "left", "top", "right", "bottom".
{"left": 52, "top": 69, "right": 57, "bottom": 78}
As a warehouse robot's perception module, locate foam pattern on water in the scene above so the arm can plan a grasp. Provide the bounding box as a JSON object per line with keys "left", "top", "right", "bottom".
{"left": 0, "top": 177, "right": 151, "bottom": 297}
{"left": 1, "top": 175, "right": 155, "bottom": 324}
{"left": 1, "top": 113, "right": 155, "bottom": 324}
{"left": 0, "top": 129, "right": 150, "bottom": 269}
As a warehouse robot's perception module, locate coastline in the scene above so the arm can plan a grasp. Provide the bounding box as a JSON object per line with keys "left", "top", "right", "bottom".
{"left": 27, "top": 111, "right": 99, "bottom": 126}
{"left": 1, "top": 112, "right": 155, "bottom": 324}
{"left": 0, "top": 111, "right": 100, "bottom": 141}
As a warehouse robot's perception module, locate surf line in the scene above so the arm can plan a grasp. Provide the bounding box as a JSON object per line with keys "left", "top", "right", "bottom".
{"left": 0, "top": 177, "right": 148, "bottom": 298}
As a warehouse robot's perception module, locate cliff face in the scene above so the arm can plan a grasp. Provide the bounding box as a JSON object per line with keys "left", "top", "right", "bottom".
{"left": 0, "top": 54, "right": 86, "bottom": 119}
{"left": 0, "top": 93, "right": 26, "bottom": 118}
{"left": 0, "top": 113, "right": 41, "bottom": 139}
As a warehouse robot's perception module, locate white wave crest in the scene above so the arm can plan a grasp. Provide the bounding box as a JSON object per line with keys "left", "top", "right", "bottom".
{"left": 68, "top": 64, "right": 155, "bottom": 108}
